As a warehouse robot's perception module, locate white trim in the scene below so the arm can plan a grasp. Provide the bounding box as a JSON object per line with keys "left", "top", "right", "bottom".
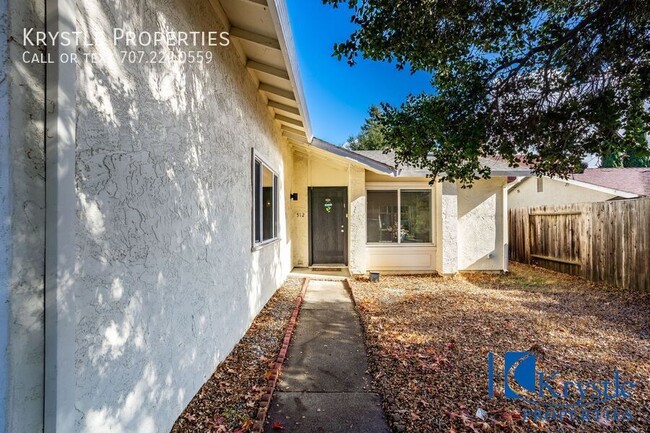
{"left": 366, "top": 181, "right": 433, "bottom": 189}
{"left": 251, "top": 237, "right": 281, "bottom": 252}
{"left": 252, "top": 150, "right": 280, "bottom": 247}
{"left": 558, "top": 176, "right": 639, "bottom": 198}
{"left": 267, "top": 0, "right": 313, "bottom": 140}
{"left": 509, "top": 176, "right": 640, "bottom": 199}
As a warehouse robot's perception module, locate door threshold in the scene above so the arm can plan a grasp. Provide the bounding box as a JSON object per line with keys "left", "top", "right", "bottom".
{"left": 310, "top": 264, "right": 347, "bottom": 270}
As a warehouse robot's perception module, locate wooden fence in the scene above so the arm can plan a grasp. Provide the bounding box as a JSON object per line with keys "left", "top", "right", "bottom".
{"left": 509, "top": 198, "right": 649, "bottom": 291}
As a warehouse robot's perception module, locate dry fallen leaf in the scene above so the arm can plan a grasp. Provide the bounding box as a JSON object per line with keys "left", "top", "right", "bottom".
{"left": 350, "top": 263, "right": 650, "bottom": 433}
{"left": 170, "top": 278, "right": 304, "bottom": 433}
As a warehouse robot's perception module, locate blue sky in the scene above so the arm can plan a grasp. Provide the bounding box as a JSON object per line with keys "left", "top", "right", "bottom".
{"left": 285, "top": 1, "right": 433, "bottom": 145}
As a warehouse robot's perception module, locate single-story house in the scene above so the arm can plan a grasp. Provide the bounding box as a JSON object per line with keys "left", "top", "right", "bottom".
{"left": 290, "top": 139, "right": 528, "bottom": 275}
{"left": 508, "top": 168, "right": 649, "bottom": 209}
{"left": 1, "top": 0, "right": 526, "bottom": 432}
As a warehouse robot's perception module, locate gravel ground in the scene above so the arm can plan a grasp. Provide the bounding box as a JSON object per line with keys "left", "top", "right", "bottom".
{"left": 170, "top": 277, "right": 304, "bottom": 433}
{"left": 350, "top": 263, "right": 650, "bottom": 433}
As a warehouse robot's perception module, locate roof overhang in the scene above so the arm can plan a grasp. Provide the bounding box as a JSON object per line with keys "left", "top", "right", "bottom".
{"left": 507, "top": 175, "right": 640, "bottom": 198}
{"left": 210, "top": 0, "right": 312, "bottom": 142}
{"left": 291, "top": 138, "right": 395, "bottom": 175}
{"left": 556, "top": 176, "right": 639, "bottom": 198}
{"left": 310, "top": 139, "right": 395, "bottom": 174}
{"left": 490, "top": 168, "right": 532, "bottom": 177}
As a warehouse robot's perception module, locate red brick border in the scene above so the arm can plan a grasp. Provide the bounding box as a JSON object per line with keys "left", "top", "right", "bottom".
{"left": 252, "top": 277, "right": 310, "bottom": 433}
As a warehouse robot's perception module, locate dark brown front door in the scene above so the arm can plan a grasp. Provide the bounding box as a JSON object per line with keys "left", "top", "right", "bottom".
{"left": 309, "top": 187, "right": 348, "bottom": 265}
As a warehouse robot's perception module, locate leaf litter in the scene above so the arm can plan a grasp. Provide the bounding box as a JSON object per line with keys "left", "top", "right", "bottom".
{"left": 350, "top": 263, "right": 650, "bottom": 433}
{"left": 170, "top": 278, "right": 303, "bottom": 433}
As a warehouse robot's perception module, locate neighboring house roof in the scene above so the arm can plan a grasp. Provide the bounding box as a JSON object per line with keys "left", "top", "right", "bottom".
{"left": 353, "top": 150, "right": 531, "bottom": 177}
{"left": 570, "top": 168, "right": 650, "bottom": 197}
{"left": 305, "top": 139, "right": 530, "bottom": 178}
{"left": 215, "top": 0, "right": 312, "bottom": 142}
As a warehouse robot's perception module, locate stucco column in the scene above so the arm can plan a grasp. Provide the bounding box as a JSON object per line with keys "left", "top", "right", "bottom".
{"left": 348, "top": 166, "right": 366, "bottom": 274}
{"left": 439, "top": 182, "right": 459, "bottom": 276}
{"left": 45, "top": 0, "right": 77, "bottom": 431}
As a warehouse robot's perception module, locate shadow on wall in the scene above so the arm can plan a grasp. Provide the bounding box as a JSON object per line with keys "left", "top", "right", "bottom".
{"left": 457, "top": 181, "right": 502, "bottom": 271}
{"left": 3, "top": 0, "right": 46, "bottom": 432}
{"left": 51, "top": 0, "right": 290, "bottom": 432}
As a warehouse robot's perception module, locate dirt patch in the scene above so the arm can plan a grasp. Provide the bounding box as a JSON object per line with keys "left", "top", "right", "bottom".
{"left": 170, "top": 278, "right": 304, "bottom": 433}
{"left": 350, "top": 263, "right": 650, "bottom": 432}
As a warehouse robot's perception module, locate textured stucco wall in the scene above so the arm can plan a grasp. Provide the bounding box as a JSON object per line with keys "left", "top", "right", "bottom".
{"left": 290, "top": 151, "right": 309, "bottom": 267}
{"left": 66, "top": 0, "right": 292, "bottom": 431}
{"left": 0, "top": 0, "right": 46, "bottom": 432}
{"left": 509, "top": 177, "right": 616, "bottom": 209}
{"left": 437, "top": 182, "right": 459, "bottom": 275}
{"left": 457, "top": 178, "right": 506, "bottom": 271}
{"left": 348, "top": 166, "right": 366, "bottom": 274}
{"left": 308, "top": 154, "right": 348, "bottom": 187}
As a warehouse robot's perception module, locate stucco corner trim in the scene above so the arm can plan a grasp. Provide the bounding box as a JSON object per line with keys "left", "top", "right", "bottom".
{"left": 44, "top": 0, "right": 78, "bottom": 431}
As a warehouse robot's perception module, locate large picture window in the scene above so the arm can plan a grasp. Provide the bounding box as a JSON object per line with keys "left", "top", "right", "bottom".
{"left": 367, "top": 189, "right": 432, "bottom": 244}
{"left": 253, "top": 156, "right": 278, "bottom": 245}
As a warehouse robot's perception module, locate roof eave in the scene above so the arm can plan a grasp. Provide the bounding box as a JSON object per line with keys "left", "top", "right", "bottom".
{"left": 310, "top": 139, "right": 396, "bottom": 175}
{"left": 561, "top": 176, "right": 640, "bottom": 198}
{"left": 491, "top": 169, "right": 533, "bottom": 177}
{"left": 267, "top": 0, "right": 313, "bottom": 141}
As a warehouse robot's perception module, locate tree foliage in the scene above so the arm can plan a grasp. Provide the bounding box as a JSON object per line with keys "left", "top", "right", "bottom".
{"left": 601, "top": 148, "right": 650, "bottom": 167}
{"left": 346, "top": 105, "right": 387, "bottom": 151}
{"left": 323, "top": 0, "right": 650, "bottom": 184}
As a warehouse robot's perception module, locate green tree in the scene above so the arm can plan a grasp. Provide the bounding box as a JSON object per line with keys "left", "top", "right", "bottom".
{"left": 324, "top": 0, "right": 650, "bottom": 184}
{"left": 601, "top": 149, "right": 650, "bottom": 167}
{"left": 346, "top": 105, "right": 386, "bottom": 151}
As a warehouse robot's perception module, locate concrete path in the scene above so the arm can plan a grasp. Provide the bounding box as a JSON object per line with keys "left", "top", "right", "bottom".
{"left": 264, "top": 280, "right": 390, "bottom": 433}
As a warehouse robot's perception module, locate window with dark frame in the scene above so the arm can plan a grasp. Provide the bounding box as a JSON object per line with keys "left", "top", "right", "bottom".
{"left": 253, "top": 156, "right": 278, "bottom": 245}
{"left": 367, "top": 189, "right": 432, "bottom": 244}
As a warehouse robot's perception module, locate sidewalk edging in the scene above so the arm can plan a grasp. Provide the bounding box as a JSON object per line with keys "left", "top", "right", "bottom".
{"left": 252, "top": 277, "right": 310, "bottom": 432}
{"left": 343, "top": 278, "right": 356, "bottom": 306}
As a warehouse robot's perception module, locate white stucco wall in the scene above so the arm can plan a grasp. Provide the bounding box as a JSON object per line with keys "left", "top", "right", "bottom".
{"left": 41, "top": 0, "right": 294, "bottom": 431}
{"left": 438, "top": 182, "right": 459, "bottom": 275}
{"left": 509, "top": 177, "right": 616, "bottom": 208}
{"left": 1, "top": 0, "right": 46, "bottom": 432}
{"left": 457, "top": 178, "right": 507, "bottom": 271}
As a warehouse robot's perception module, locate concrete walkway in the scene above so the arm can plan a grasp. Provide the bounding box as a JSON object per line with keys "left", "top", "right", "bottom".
{"left": 264, "top": 280, "right": 390, "bottom": 433}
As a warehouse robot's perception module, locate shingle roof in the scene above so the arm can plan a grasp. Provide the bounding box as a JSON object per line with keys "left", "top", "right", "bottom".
{"left": 571, "top": 168, "right": 650, "bottom": 197}
{"left": 352, "top": 150, "right": 531, "bottom": 177}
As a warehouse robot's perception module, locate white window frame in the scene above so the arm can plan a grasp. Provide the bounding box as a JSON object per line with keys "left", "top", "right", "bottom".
{"left": 252, "top": 150, "right": 279, "bottom": 249}
{"left": 366, "top": 183, "right": 436, "bottom": 247}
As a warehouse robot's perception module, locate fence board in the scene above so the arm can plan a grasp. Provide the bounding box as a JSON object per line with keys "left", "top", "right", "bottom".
{"left": 509, "top": 199, "right": 649, "bottom": 291}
